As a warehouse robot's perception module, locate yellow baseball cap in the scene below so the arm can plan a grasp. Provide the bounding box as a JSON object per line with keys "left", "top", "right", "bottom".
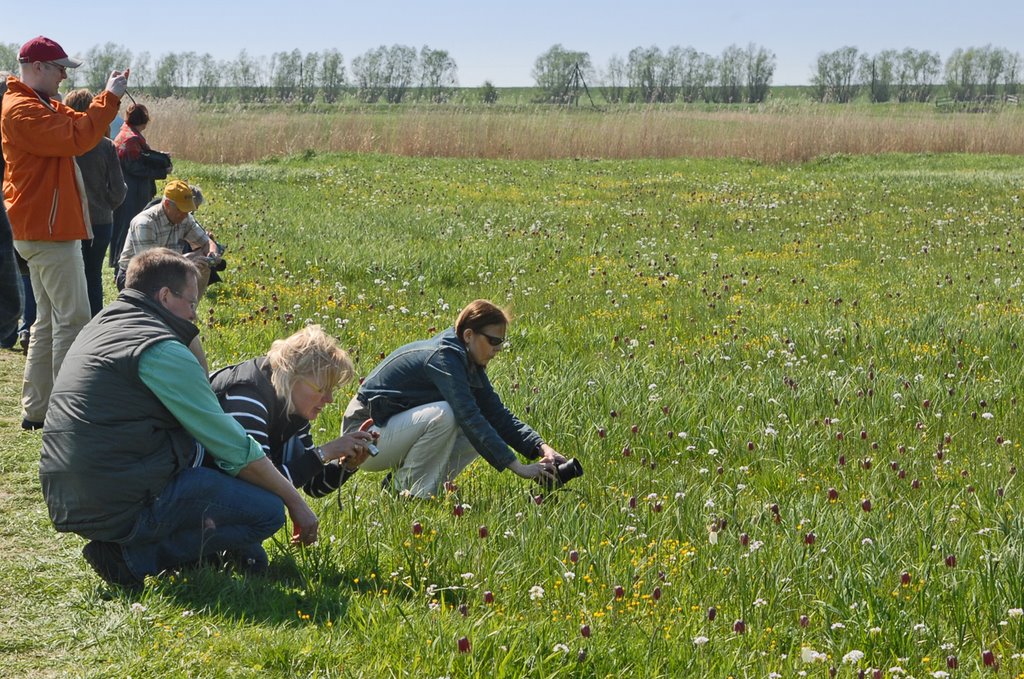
{"left": 163, "top": 180, "right": 197, "bottom": 213}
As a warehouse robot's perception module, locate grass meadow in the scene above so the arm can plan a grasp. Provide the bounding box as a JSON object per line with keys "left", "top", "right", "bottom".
{"left": 4, "top": 151, "right": 1024, "bottom": 677}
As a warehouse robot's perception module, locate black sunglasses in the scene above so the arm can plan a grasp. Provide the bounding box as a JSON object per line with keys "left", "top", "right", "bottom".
{"left": 477, "top": 331, "right": 506, "bottom": 347}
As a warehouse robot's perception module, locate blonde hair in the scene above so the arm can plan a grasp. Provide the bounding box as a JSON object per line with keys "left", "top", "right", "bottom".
{"left": 266, "top": 325, "right": 353, "bottom": 415}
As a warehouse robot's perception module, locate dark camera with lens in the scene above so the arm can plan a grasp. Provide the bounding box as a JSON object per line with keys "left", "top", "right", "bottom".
{"left": 541, "top": 458, "right": 584, "bottom": 490}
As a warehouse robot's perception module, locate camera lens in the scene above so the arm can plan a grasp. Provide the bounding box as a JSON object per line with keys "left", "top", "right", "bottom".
{"left": 555, "top": 458, "right": 584, "bottom": 486}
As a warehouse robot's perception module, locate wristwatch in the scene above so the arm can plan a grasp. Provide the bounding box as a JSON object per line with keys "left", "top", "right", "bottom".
{"left": 314, "top": 446, "right": 327, "bottom": 464}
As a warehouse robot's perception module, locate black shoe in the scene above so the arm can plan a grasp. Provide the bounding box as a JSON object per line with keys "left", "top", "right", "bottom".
{"left": 21, "top": 418, "right": 43, "bottom": 431}
{"left": 82, "top": 541, "right": 142, "bottom": 590}
{"left": 381, "top": 471, "right": 393, "bottom": 492}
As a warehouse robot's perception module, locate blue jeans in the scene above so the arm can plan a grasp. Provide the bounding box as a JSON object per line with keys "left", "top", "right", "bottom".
{"left": 81, "top": 224, "right": 113, "bottom": 317}
{"left": 119, "top": 467, "right": 285, "bottom": 579}
{"left": 19, "top": 273, "right": 35, "bottom": 330}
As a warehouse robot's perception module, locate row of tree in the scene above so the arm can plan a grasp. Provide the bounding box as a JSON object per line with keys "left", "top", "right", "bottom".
{"left": 565, "top": 43, "right": 1020, "bottom": 105}
{"left": 813, "top": 45, "right": 1020, "bottom": 103}
{"left": 0, "top": 43, "right": 458, "bottom": 104}
{"left": 534, "top": 43, "right": 777, "bottom": 104}
{"left": 1, "top": 41, "right": 1020, "bottom": 105}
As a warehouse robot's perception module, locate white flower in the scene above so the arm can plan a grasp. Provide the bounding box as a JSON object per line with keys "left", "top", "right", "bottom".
{"left": 753, "top": 598, "right": 767, "bottom": 607}
{"left": 842, "top": 649, "right": 864, "bottom": 664}
{"left": 831, "top": 622, "right": 846, "bottom": 630}
{"left": 130, "top": 602, "right": 146, "bottom": 613}
{"left": 529, "top": 585, "right": 545, "bottom": 600}
{"left": 704, "top": 498, "right": 715, "bottom": 509}
{"left": 749, "top": 540, "right": 764, "bottom": 552}
{"left": 982, "top": 412, "right": 994, "bottom": 419}
{"left": 913, "top": 623, "right": 927, "bottom": 632}
{"left": 931, "top": 672, "right": 950, "bottom": 678}
{"left": 692, "top": 635, "right": 709, "bottom": 646}
{"left": 861, "top": 538, "right": 874, "bottom": 546}
{"left": 428, "top": 601, "right": 440, "bottom": 611}
{"left": 869, "top": 627, "right": 882, "bottom": 634}
{"left": 1009, "top": 608, "right": 1024, "bottom": 618}
{"left": 564, "top": 571, "right": 576, "bottom": 581}
{"left": 801, "top": 647, "right": 826, "bottom": 663}
{"left": 461, "top": 572, "right": 474, "bottom": 580}
{"left": 708, "top": 530, "right": 719, "bottom": 545}
{"left": 181, "top": 610, "right": 193, "bottom": 618}
{"left": 553, "top": 643, "right": 570, "bottom": 654}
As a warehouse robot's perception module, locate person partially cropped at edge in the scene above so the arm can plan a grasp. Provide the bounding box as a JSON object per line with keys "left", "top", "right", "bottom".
{"left": 208, "top": 325, "right": 375, "bottom": 497}
{"left": 342, "top": 299, "right": 566, "bottom": 498}
{"left": 39, "top": 248, "right": 319, "bottom": 589}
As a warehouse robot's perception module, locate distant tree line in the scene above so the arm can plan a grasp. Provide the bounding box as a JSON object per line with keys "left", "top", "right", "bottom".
{"left": 1, "top": 41, "right": 1020, "bottom": 105}
{"left": 535, "top": 43, "right": 776, "bottom": 104}
{"left": 0, "top": 42, "right": 458, "bottom": 104}
{"left": 813, "top": 45, "right": 1020, "bottom": 103}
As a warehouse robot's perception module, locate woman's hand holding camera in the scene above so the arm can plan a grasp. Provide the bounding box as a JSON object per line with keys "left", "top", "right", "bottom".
{"left": 539, "top": 443, "right": 567, "bottom": 466}
{"left": 507, "top": 459, "right": 557, "bottom": 483}
{"left": 322, "top": 431, "right": 373, "bottom": 469}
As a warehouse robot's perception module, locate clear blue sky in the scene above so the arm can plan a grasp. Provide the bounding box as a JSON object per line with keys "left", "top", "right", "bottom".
{"left": 6, "top": 0, "right": 1022, "bottom": 86}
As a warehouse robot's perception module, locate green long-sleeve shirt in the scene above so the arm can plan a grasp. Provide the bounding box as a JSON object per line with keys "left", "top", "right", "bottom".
{"left": 138, "top": 339, "right": 264, "bottom": 475}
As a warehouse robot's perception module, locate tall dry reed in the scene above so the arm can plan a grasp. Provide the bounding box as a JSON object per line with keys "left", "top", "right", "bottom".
{"left": 144, "top": 98, "right": 1024, "bottom": 164}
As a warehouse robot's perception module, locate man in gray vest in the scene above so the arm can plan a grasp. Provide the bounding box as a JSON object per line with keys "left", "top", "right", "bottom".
{"left": 39, "top": 248, "right": 319, "bottom": 589}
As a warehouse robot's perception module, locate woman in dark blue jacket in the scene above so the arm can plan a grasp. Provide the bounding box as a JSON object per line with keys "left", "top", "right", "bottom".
{"left": 342, "top": 299, "right": 566, "bottom": 498}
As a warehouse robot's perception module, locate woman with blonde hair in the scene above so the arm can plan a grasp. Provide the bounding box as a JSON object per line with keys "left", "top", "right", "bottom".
{"left": 342, "top": 299, "right": 566, "bottom": 498}
{"left": 208, "top": 325, "right": 375, "bottom": 497}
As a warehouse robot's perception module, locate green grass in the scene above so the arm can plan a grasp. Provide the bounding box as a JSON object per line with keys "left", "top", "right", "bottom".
{"left": 4, "top": 152, "right": 1024, "bottom": 677}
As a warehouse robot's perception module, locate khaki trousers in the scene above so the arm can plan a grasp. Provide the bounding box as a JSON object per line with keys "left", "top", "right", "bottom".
{"left": 13, "top": 239, "right": 90, "bottom": 422}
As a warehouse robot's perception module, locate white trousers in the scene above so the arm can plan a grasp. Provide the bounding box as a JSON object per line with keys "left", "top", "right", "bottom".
{"left": 344, "top": 398, "right": 479, "bottom": 498}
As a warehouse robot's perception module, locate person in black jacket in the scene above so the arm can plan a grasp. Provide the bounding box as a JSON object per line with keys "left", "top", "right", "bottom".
{"left": 341, "top": 299, "right": 566, "bottom": 498}
{"left": 209, "top": 324, "right": 375, "bottom": 497}
{"left": 109, "top": 103, "right": 171, "bottom": 267}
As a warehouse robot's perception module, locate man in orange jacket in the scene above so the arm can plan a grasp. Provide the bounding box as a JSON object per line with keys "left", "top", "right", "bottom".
{"left": 2, "top": 36, "right": 128, "bottom": 429}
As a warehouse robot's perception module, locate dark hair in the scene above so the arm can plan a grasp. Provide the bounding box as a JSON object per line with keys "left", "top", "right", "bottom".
{"left": 126, "top": 103, "right": 150, "bottom": 127}
{"left": 125, "top": 248, "right": 198, "bottom": 299}
{"left": 63, "top": 88, "right": 93, "bottom": 113}
{"left": 455, "top": 299, "right": 510, "bottom": 340}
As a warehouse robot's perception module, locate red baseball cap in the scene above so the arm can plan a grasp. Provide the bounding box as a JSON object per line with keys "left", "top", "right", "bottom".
{"left": 18, "top": 36, "right": 82, "bottom": 68}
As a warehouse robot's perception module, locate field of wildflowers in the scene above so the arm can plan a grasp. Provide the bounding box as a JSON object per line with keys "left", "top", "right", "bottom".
{"left": 3, "top": 152, "right": 1024, "bottom": 677}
